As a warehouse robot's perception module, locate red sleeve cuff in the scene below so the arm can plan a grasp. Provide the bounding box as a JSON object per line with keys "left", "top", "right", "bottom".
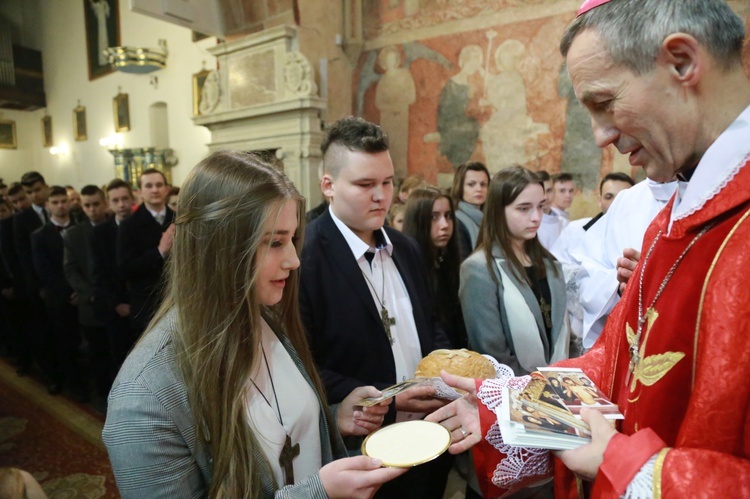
{"left": 595, "top": 428, "right": 666, "bottom": 496}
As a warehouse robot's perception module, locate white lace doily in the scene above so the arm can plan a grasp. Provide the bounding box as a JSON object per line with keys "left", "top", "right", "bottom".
{"left": 475, "top": 366, "right": 553, "bottom": 490}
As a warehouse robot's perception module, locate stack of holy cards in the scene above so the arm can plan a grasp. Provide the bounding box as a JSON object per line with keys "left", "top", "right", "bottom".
{"left": 497, "top": 368, "right": 623, "bottom": 450}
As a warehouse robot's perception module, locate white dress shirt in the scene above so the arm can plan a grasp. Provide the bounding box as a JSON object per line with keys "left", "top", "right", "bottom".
{"left": 329, "top": 208, "right": 424, "bottom": 421}
{"left": 538, "top": 211, "right": 567, "bottom": 250}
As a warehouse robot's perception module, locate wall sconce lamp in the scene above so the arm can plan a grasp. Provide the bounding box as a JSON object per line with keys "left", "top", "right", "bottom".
{"left": 99, "top": 134, "right": 123, "bottom": 149}
{"left": 49, "top": 143, "right": 69, "bottom": 156}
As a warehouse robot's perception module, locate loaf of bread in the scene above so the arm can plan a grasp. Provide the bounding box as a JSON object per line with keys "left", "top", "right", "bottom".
{"left": 414, "top": 349, "right": 496, "bottom": 379}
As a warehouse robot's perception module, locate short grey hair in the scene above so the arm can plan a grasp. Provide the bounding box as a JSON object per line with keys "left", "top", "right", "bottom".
{"left": 560, "top": 0, "right": 745, "bottom": 75}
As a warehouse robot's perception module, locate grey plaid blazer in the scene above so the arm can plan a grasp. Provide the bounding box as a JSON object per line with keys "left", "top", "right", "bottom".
{"left": 102, "top": 311, "right": 346, "bottom": 498}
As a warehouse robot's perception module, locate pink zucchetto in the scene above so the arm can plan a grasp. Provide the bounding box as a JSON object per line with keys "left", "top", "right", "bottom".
{"left": 577, "top": 0, "right": 615, "bottom": 17}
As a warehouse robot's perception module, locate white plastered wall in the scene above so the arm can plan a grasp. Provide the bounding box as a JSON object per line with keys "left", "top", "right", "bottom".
{"left": 0, "top": 0, "right": 216, "bottom": 188}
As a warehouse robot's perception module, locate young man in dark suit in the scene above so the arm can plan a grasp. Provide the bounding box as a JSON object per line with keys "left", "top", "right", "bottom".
{"left": 117, "top": 169, "right": 174, "bottom": 337}
{"left": 299, "top": 117, "right": 451, "bottom": 498}
{"left": 92, "top": 179, "right": 135, "bottom": 374}
{"left": 64, "top": 184, "right": 111, "bottom": 402}
{"left": 1, "top": 184, "right": 30, "bottom": 370}
{"left": 13, "top": 173, "right": 56, "bottom": 380}
{"left": 31, "top": 186, "right": 84, "bottom": 398}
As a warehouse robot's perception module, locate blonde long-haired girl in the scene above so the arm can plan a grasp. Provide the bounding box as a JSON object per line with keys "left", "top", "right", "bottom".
{"left": 103, "top": 151, "right": 402, "bottom": 498}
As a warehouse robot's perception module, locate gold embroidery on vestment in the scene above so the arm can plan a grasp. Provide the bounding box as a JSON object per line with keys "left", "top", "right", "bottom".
{"left": 626, "top": 308, "right": 685, "bottom": 392}
{"left": 653, "top": 448, "right": 670, "bottom": 499}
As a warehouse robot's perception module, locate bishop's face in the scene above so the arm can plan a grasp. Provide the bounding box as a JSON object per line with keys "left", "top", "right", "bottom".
{"left": 566, "top": 30, "right": 699, "bottom": 182}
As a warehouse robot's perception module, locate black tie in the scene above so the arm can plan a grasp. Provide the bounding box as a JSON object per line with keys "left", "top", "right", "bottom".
{"left": 364, "top": 251, "right": 375, "bottom": 269}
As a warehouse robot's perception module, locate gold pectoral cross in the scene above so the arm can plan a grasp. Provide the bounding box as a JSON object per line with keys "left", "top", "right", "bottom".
{"left": 381, "top": 306, "right": 396, "bottom": 345}
{"left": 625, "top": 308, "right": 685, "bottom": 392}
{"left": 279, "top": 435, "right": 300, "bottom": 486}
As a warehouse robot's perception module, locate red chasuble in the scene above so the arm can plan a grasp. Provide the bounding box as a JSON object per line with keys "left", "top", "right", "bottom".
{"left": 474, "top": 158, "right": 750, "bottom": 498}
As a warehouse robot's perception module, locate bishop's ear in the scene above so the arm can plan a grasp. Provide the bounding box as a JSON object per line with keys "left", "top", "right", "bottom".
{"left": 660, "top": 33, "right": 702, "bottom": 87}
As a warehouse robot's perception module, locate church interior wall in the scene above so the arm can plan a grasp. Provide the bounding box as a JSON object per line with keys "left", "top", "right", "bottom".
{"left": 1, "top": 0, "right": 748, "bottom": 219}
{"left": 1, "top": 0, "right": 215, "bottom": 189}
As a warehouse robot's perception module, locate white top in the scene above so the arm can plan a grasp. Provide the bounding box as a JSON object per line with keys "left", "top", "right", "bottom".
{"left": 146, "top": 206, "right": 167, "bottom": 224}
{"left": 550, "top": 206, "right": 570, "bottom": 220}
{"left": 570, "top": 179, "right": 677, "bottom": 347}
{"left": 32, "top": 203, "right": 46, "bottom": 224}
{"left": 329, "top": 208, "right": 424, "bottom": 421}
{"left": 246, "top": 320, "right": 322, "bottom": 486}
{"left": 538, "top": 212, "right": 567, "bottom": 250}
{"left": 550, "top": 217, "right": 591, "bottom": 265}
{"left": 669, "top": 104, "right": 750, "bottom": 232}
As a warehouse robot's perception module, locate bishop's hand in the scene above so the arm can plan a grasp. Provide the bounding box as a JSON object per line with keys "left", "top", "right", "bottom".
{"left": 553, "top": 408, "right": 617, "bottom": 481}
{"left": 424, "top": 371, "right": 481, "bottom": 454}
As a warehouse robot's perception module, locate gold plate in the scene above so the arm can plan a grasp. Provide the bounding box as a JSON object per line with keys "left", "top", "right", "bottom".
{"left": 361, "top": 420, "right": 451, "bottom": 468}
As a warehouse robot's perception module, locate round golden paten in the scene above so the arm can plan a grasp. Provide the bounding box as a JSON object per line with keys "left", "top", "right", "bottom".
{"left": 361, "top": 420, "right": 451, "bottom": 468}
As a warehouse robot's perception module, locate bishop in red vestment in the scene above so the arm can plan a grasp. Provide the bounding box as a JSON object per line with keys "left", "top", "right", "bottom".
{"left": 427, "top": 0, "right": 750, "bottom": 497}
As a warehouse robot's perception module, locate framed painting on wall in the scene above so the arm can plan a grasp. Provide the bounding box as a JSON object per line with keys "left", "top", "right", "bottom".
{"left": 113, "top": 92, "right": 130, "bottom": 131}
{"left": 0, "top": 120, "right": 17, "bottom": 149}
{"left": 84, "top": 0, "right": 121, "bottom": 80}
{"left": 74, "top": 106, "right": 87, "bottom": 141}
{"left": 42, "top": 116, "right": 53, "bottom": 148}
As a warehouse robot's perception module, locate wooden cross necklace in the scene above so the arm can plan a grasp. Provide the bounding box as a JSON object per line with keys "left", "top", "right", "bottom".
{"left": 361, "top": 250, "right": 396, "bottom": 345}
{"left": 250, "top": 343, "right": 300, "bottom": 486}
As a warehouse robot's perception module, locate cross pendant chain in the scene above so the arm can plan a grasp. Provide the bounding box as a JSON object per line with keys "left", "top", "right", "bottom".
{"left": 279, "top": 434, "right": 300, "bottom": 486}
{"left": 381, "top": 305, "right": 396, "bottom": 345}
{"left": 360, "top": 253, "right": 397, "bottom": 346}
{"left": 627, "top": 223, "right": 712, "bottom": 386}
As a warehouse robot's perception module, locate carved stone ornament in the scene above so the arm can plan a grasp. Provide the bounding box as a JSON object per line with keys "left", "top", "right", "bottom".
{"left": 199, "top": 70, "right": 221, "bottom": 115}
{"left": 284, "top": 52, "right": 318, "bottom": 97}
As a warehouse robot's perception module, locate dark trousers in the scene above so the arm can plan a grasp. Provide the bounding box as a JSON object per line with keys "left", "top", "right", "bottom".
{"left": 81, "top": 325, "right": 111, "bottom": 396}
{"left": 107, "top": 314, "right": 137, "bottom": 376}
{"left": 17, "top": 294, "right": 56, "bottom": 377}
{"left": 46, "top": 301, "right": 82, "bottom": 388}
{"left": 0, "top": 294, "right": 22, "bottom": 356}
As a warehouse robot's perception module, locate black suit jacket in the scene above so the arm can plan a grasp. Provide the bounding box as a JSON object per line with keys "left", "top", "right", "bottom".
{"left": 63, "top": 221, "right": 102, "bottom": 326}
{"left": 93, "top": 217, "right": 127, "bottom": 322}
{"left": 13, "top": 207, "right": 44, "bottom": 296}
{"left": 31, "top": 223, "right": 74, "bottom": 310}
{"left": 0, "top": 216, "right": 21, "bottom": 292}
{"left": 300, "top": 209, "right": 449, "bottom": 421}
{"left": 117, "top": 204, "right": 174, "bottom": 330}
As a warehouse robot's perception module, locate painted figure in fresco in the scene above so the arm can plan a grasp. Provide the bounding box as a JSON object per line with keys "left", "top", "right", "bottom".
{"left": 558, "top": 64, "right": 602, "bottom": 192}
{"left": 434, "top": 44, "right": 486, "bottom": 167}
{"left": 375, "top": 46, "right": 417, "bottom": 179}
{"left": 480, "top": 39, "right": 550, "bottom": 173}
{"left": 357, "top": 42, "right": 450, "bottom": 118}
{"left": 90, "top": 0, "right": 111, "bottom": 66}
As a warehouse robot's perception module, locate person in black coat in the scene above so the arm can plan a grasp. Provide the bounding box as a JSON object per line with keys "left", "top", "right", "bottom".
{"left": 1, "top": 187, "right": 30, "bottom": 364}
{"left": 12, "top": 173, "right": 55, "bottom": 379}
{"left": 92, "top": 179, "right": 136, "bottom": 373}
{"left": 64, "top": 185, "right": 112, "bottom": 400}
{"left": 30, "top": 186, "right": 83, "bottom": 397}
{"left": 116, "top": 169, "right": 174, "bottom": 337}
{"left": 299, "top": 117, "right": 452, "bottom": 499}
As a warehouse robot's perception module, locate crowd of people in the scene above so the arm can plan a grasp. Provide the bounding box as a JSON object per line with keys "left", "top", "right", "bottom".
{"left": 1, "top": 0, "right": 748, "bottom": 497}
{"left": 0, "top": 169, "right": 175, "bottom": 406}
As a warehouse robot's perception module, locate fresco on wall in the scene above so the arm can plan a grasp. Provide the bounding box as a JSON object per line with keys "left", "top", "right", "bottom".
{"left": 356, "top": 0, "right": 750, "bottom": 197}
{"left": 355, "top": 7, "right": 573, "bottom": 186}
{"left": 358, "top": 43, "right": 451, "bottom": 177}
